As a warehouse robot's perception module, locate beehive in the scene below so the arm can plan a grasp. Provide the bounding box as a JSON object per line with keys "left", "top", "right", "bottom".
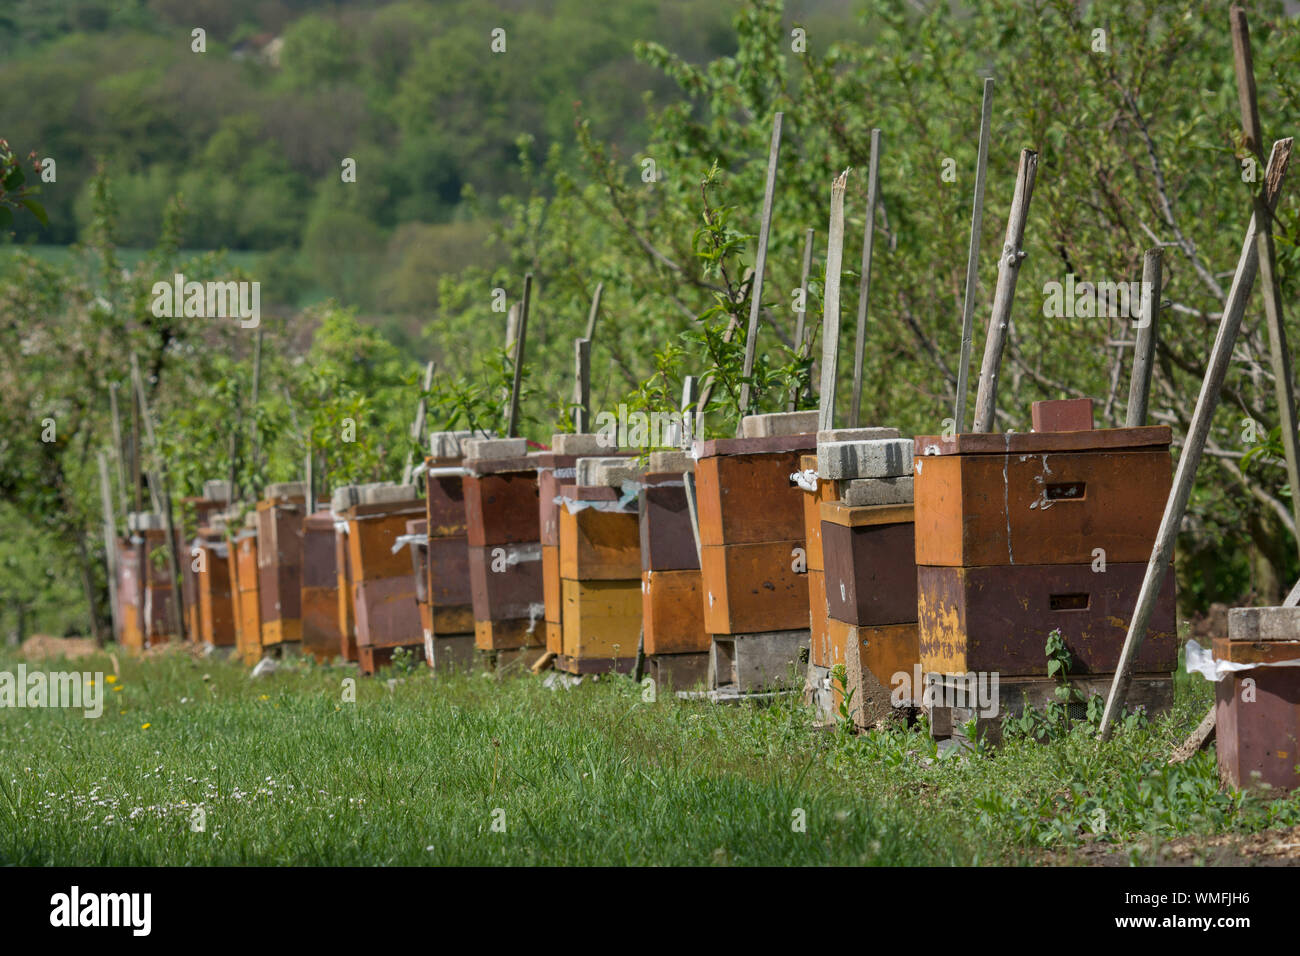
{"left": 913, "top": 399, "right": 1177, "bottom": 735}
{"left": 462, "top": 439, "right": 545, "bottom": 666}
{"left": 120, "top": 512, "right": 180, "bottom": 651}
{"left": 556, "top": 456, "right": 644, "bottom": 674}
{"left": 301, "top": 510, "right": 343, "bottom": 662}
{"left": 336, "top": 482, "right": 426, "bottom": 675}
{"left": 535, "top": 433, "right": 609, "bottom": 658}
{"left": 694, "top": 413, "right": 816, "bottom": 692}
{"left": 639, "top": 450, "right": 709, "bottom": 689}
{"left": 420, "top": 432, "right": 479, "bottom": 672}
{"left": 1214, "top": 606, "right": 1300, "bottom": 795}
{"left": 179, "top": 490, "right": 229, "bottom": 643}
{"left": 193, "top": 518, "right": 235, "bottom": 649}
{"left": 231, "top": 511, "right": 263, "bottom": 666}
{"left": 255, "top": 483, "right": 307, "bottom": 650}
{"left": 813, "top": 427, "right": 919, "bottom": 729}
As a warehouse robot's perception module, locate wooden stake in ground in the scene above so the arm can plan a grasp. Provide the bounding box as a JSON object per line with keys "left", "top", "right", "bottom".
{"left": 972, "top": 148, "right": 1038, "bottom": 434}
{"left": 1231, "top": 5, "right": 1300, "bottom": 564}
{"left": 736, "top": 112, "right": 784, "bottom": 425}
{"left": 817, "top": 170, "right": 851, "bottom": 431}
{"left": 130, "top": 355, "right": 187, "bottom": 642}
{"left": 401, "top": 360, "right": 436, "bottom": 485}
{"left": 506, "top": 275, "right": 532, "bottom": 438}
{"left": 304, "top": 449, "right": 315, "bottom": 515}
{"left": 97, "top": 450, "right": 121, "bottom": 647}
{"left": 1099, "top": 138, "right": 1294, "bottom": 742}
{"left": 954, "top": 77, "right": 995, "bottom": 432}
{"left": 679, "top": 375, "right": 703, "bottom": 563}
{"left": 573, "top": 338, "right": 591, "bottom": 432}
{"left": 849, "top": 128, "right": 882, "bottom": 428}
{"left": 109, "top": 382, "right": 128, "bottom": 519}
{"left": 788, "top": 228, "right": 816, "bottom": 412}
{"left": 249, "top": 327, "right": 264, "bottom": 482}
{"left": 584, "top": 282, "right": 603, "bottom": 341}
{"left": 130, "top": 369, "right": 143, "bottom": 513}
{"left": 1126, "top": 249, "right": 1162, "bottom": 427}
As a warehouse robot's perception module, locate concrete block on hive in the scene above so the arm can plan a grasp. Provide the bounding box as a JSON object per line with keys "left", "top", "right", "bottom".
{"left": 839, "top": 476, "right": 913, "bottom": 507}
{"left": 1032, "top": 398, "right": 1094, "bottom": 433}
{"left": 263, "top": 481, "right": 306, "bottom": 500}
{"left": 551, "top": 432, "right": 609, "bottom": 456}
{"left": 817, "top": 438, "right": 914, "bottom": 480}
{"left": 643, "top": 653, "right": 709, "bottom": 691}
{"left": 816, "top": 426, "right": 900, "bottom": 444}
{"left": 429, "top": 429, "right": 482, "bottom": 460}
{"left": 127, "top": 511, "right": 165, "bottom": 532}
{"left": 357, "top": 482, "right": 420, "bottom": 506}
{"left": 575, "top": 457, "right": 642, "bottom": 487}
{"left": 741, "top": 410, "right": 819, "bottom": 438}
{"left": 648, "top": 450, "right": 694, "bottom": 473}
{"left": 203, "top": 479, "right": 232, "bottom": 502}
{"left": 464, "top": 437, "right": 528, "bottom": 460}
{"left": 331, "top": 485, "right": 361, "bottom": 514}
{"left": 1228, "top": 606, "right": 1300, "bottom": 642}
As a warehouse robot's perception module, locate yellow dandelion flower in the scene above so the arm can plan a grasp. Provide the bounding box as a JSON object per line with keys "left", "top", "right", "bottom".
{"left": 259, "top": 694, "right": 269, "bottom": 701}
{"left": 113, "top": 685, "right": 123, "bottom": 692}
{"left": 141, "top": 722, "right": 151, "bottom": 730}
{"left": 106, "top": 675, "right": 117, "bottom": 684}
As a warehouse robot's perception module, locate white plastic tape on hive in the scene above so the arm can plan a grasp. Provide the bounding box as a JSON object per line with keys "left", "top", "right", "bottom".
{"left": 790, "top": 469, "right": 818, "bottom": 493}
{"left": 1184, "top": 638, "right": 1300, "bottom": 682}
{"left": 390, "top": 533, "right": 427, "bottom": 555}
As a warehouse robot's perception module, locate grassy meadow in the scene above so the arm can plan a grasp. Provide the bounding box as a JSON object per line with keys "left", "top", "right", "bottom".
{"left": 2, "top": 645, "right": 1299, "bottom": 867}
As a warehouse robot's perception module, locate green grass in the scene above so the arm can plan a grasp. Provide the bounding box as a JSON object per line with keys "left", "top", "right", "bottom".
{"left": 2, "top": 648, "right": 1298, "bottom": 866}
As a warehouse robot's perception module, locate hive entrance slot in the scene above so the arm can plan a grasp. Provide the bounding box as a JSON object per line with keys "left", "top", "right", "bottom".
{"left": 1049, "top": 593, "right": 1090, "bottom": 611}
{"left": 1045, "top": 482, "right": 1085, "bottom": 501}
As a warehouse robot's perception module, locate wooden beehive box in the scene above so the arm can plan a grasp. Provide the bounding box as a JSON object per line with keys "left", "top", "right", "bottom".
{"left": 115, "top": 537, "right": 143, "bottom": 651}
{"left": 1214, "top": 607, "right": 1300, "bottom": 795}
{"left": 556, "top": 463, "right": 642, "bottom": 674}
{"left": 419, "top": 440, "right": 479, "bottom": 671}
{"left": 231, "top": 511, "right": 263, "bottom": 666}
{"left": 255, "top": 483, "right": 307, "bottom": 649}
{"left": 637, "top": 451, "right": 709, "bottom": 688}
{"left": 125, "top": 512, "right": 179, "bottom": 650}
{"left": 459, "top": 438, "right": 545, "bottom": 663}
{"left": 914, "top": 401, "right": 1177, "bottom": 732}
{"left": 180, "top": 495, "right": 227, "bottom": 643}
{"left": 694, "top": 414, "right": 818, "bottom": 692}
{"left": 301, "top": 510, "right": 343, "bottom": 662}
{"left": 338, "top": 483, "right": 426, "bottom": 674}
{"left": 194, "top": 524, "right": 235, "bottom": 648}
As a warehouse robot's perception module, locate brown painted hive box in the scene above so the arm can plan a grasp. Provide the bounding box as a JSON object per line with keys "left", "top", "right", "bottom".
{"left": 820, "top": 502, "right": 917, "bottom": 627}
{"left": 421, "top": 456, "right": 475, "bottom": 638}
{"left": 639, "top": 472, "right": 699, "bottom": 572}
{"left": 694, "top": 433, "right": 815, "bottom": 636}
{"left": 300, "top": 511, "right": 343, "bottom": 662}
{"left": 468, "top": 542, "right": 544, "bottom": 623}
{"left": 917, "top": 562, "right": 1177, "bottom": 677}
{"left": 912, "top": 425, "right": 1173, "bottom": 567}
{"left": 342, "top": 494, "right": 425, "bottom": 654}
{"left": 462, "top": 455, "right": 542, "bottom": 547}
{"left": 642, "top": 569, "right": 709, "bottom": 656}
{"left": 256, "top": 496, "right": 306, "bottom": 647}
{"left": 1214, "top": 607, "right": 1300, "bottom": 795}
{"left": 195, "top": 532, "right": 235, "bottom": 647}
{"left": 232, "top": 529, "right": 263, "bottom": 665}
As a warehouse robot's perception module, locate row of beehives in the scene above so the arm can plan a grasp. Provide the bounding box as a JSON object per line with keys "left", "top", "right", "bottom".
{"left": 111, "top": 399, "right": 1298, "bottom": 795}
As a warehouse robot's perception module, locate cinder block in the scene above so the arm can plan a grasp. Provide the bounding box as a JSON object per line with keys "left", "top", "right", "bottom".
{"left": 127, "top": 511, "right": 165, "bottom": 532}
{"left": 358, "top": 482, "right": 421, "bottom": 506}
{"left": 1032, "top": 398, "right": 1094, "bottom": 433}
{"left": 331, "top": 485, "right": 361, "bottom": 514}
{"left": 576, "top": 457, "right": 643, "bottom": 487}
{"left": 840, "top": 476, "right": 914, "bottom": 507}
{"left": 648, "top": 450, "right": 694, "bottom": 473}
{"left": 817, "top": 438, "right": 914, "bottom": 479}
{"left": 429, "top": 430, "right": 481, "bottom": 459}
{"left": 263, "top": 482, "right": 306, "bottom": 500}
{"left": 551, "top": 432, "right": 609, "bottom": 456}
{"left": 816, "top": 427, "right": 900, "bottom": 444}
{"left": 741, "top": 410, "right": 820, "bottom": 438}
{"left": 1228, "top": 606, "right": 1300, "bottom": 642}
{"left": 464, "top": 437, "right": 528, "bottom": 460}
{"left": 202, "top": 479, "right": 232, "bottom": 502}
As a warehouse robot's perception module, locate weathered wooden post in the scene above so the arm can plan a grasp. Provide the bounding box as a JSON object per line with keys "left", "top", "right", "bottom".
{"left": 817, "top": 170, "right": 851, "bottom": 431}
{"left": 972, "top": 148, "right": 1038, "bottom": 433}
{"left": 506, "top": 275, "right": 532, "bottom": 438}
{"left": 954, "top": 77, "right": 994, "bottom": 431}
{"left": 849, "top": 128, "right": 882, "bottom": 428}
{"left": 1125, "top": 249, "right": 1162, "bottom": 427}
{"left": 1100, "top": 138, "right": 1294, "bottom": 740}
{"left": 788, "top": 228, "right": 816, "bottom": 412}
{"left": 401, "top": 360, "right": 436, "bottom": 485}
{"left": 97, "top": 451, "right": 121, "bottom": 645}
{"left": 574, "top": 338, "right": 591, "bottom": 432}
{"left": 736, "top": 112, "right": 784, "bottom": 424}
